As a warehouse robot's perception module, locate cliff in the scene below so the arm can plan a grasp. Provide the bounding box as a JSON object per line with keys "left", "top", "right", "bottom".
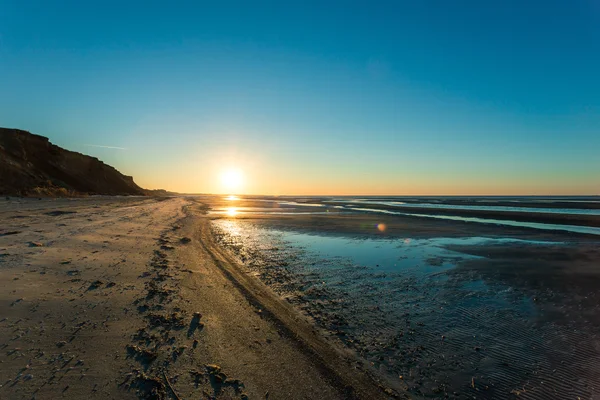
{"left": 0, "top": 128, "right": 147, "bottom": 196}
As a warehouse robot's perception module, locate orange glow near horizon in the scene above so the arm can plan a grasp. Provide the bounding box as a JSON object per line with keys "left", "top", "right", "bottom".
{"left": 139, "top": 175, "right": 598, "bottom": 196}
{"left": 132, "top": 157, "right": 598, "bottom": 196}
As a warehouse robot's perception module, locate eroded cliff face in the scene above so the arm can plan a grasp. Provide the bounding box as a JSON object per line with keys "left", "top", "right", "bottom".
{"left": 0, "top": 128, "right": 146, "bottom": 196}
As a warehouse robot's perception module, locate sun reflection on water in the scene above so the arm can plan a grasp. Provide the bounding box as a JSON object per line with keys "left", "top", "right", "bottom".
{"left": 226, "top": 207, "right": 238, "bottom": 217}
{"left": 225, "top": 195, "right": 239, "bottom": 201}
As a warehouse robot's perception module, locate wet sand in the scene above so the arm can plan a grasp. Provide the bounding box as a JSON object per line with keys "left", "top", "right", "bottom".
{"left": 214, "top": 196, "right": 600, "bottom": 227}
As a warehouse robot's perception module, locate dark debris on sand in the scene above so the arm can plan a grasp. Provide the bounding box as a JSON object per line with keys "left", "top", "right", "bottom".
{"left": 124, "top": 224, "right": 247, "bottom": 399}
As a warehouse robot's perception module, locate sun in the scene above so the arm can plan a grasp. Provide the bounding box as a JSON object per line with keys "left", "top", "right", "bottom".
{"left": 220, "top": 168, "right": 244, "bottom": 192}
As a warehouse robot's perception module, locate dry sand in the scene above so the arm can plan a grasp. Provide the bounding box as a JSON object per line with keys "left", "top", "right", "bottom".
{"left": 0, "top": 197, "right": 394, "bottom": 399}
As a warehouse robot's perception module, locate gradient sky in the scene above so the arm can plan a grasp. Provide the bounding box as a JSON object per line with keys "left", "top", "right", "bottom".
{"left": 1, "top": 1, "right": 599, "bottom": 195}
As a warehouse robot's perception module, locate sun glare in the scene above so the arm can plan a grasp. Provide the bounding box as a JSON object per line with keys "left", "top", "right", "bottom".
{"left": 220, "top": 168, "right": 244, "bottom": 193}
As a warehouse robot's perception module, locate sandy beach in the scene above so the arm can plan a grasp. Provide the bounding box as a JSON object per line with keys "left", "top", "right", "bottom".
{"left": 0, "top": 196, "right": 394, "bottom": 399}
{"left": 3, "top": 195, "right": 600, "bottom": 399}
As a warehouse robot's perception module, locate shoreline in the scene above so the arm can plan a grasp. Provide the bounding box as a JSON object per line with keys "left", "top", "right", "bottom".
{"left": 0, "top": 196, "right": 397, "bottom": 399}
{"left": 190, "top": 202, "right": 397, "bottom": 398}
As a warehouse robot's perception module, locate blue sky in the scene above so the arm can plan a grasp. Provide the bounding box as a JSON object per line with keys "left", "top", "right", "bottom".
{"left": 1, "top": 0, "right": 599, "bottom": 194}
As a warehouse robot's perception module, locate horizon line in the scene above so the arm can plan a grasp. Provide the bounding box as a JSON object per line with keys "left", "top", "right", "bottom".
{"left": 165, "top": 193, "right": 600, "bottom": 197}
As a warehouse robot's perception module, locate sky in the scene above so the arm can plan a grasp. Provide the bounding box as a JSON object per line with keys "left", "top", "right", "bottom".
{"left": 1, "top": 0, "right": 599, "bottom": 195}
